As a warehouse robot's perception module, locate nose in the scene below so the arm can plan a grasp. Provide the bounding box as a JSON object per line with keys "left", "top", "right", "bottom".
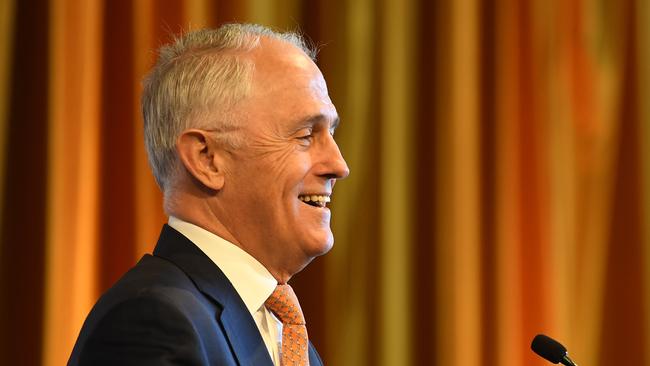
{"left": 319, "top": 134, "right": 350, "bottom": 180}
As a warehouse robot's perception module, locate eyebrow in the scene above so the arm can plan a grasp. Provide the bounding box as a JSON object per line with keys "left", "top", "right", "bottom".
{"left": 298, "top": 114, "right": 341, "bottom": 130}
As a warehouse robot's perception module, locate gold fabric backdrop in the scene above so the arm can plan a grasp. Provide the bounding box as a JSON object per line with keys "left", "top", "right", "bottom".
{"left": 0, "top": 0, "right": 648, "bottom": 365}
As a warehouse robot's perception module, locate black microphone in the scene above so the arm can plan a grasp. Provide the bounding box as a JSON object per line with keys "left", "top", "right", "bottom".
{"left": 531, "top": 334, "right": 579, "bottom": 366}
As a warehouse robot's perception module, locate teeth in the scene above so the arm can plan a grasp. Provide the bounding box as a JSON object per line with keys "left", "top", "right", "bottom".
{"left": 298, "top": 195, "right": 331, "bottom": 204}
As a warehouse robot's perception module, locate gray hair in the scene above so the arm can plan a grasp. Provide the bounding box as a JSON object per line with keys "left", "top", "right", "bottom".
{"left": 141, "top": 23, "right": 316, "bottom": 190}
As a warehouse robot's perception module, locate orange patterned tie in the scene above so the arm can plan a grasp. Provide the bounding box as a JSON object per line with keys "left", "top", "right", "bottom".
{"left": 264, "top": 284, "right": 310, "bottom": 366}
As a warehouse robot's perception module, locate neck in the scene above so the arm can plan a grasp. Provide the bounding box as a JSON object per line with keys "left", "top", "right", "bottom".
{"left": 166, "top": 189, "right": 308, "bottom": 284}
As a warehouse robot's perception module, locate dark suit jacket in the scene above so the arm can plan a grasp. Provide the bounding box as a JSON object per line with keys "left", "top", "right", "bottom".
{"left": 68, "top": 224, "right": 324, "bottom": 366}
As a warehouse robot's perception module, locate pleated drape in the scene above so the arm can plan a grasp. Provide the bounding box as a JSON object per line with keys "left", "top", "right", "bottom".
{"left": 0, "top": 1, "right": 648, "bottom": 366}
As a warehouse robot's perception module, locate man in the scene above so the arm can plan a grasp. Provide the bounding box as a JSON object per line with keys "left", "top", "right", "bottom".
{"left": 68, "top": 23, "right": 349, "bottom": 366}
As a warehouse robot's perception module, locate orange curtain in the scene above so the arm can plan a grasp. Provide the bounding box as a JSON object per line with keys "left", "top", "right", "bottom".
{"left": 0, "top": 1, "right": 648, "bottom": 366}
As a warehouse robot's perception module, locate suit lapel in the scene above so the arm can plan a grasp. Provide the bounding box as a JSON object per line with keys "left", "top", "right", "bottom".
{"left": 153, "top": 225, "right": 273, "bottom": 366}
{"left": 309, "top": 342, "right": 324, "bottom": 366}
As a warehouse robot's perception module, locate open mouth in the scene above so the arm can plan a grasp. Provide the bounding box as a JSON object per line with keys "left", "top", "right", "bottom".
{"left": 298, "top": 194, "right": 331, "bottom": 208}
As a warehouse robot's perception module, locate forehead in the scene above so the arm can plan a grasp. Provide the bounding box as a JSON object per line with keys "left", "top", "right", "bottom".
{"left": 242, "top": 38, "right": 338, "bottom": 128}
{"left": 251, "top": 39, "right": 325, "bottom": 94}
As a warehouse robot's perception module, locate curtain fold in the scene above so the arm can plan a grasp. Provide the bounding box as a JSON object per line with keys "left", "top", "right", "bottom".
{"left": 0, "top": 1, "right": 648, "bottom": 365}
{"left": 0, "top": 1, "right": 50, "bottom": 365}
{"left": 641, "top": 1, "right": 650, "bottom": 361}
{"left": 325, "top": 1, "right": 376, "bottom": 365}
{"left": 43, "top": 1, "right": 103, "bottom": 365}
{"left": 0, "top": 0, "right": 14, "bottom": 237}
{"left": 376, "top": 0, "right": 417, "bottom": 365}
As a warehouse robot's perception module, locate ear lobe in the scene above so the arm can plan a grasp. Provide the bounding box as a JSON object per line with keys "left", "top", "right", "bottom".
{"left": 176, "top": 129, "right": 225, "bottom": 191}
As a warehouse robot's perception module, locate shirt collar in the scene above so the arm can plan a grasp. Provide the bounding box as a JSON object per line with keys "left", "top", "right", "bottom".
{"left": 168, "top": 216, "right": 277, "bottom": 315}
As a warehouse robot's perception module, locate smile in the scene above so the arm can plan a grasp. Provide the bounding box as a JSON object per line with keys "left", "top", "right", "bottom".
{"left": 298, "top": 194, "right": 331, "bottom": 208}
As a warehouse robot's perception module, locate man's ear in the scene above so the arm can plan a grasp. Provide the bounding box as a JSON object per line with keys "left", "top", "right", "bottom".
{"left": 176, "top": 129, "right": 225, "bottom": 191}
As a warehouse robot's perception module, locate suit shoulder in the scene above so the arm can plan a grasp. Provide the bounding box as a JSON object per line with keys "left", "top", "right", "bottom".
{"left": 94, "top": 254, "right": 209, "bottom": 305}
{"left": 69, "top": 255, "right": 223, "bottom": 362}
{"left": 69, "top": 256, "right": 234, "bottom": 365}
{"left": 117, "top": 254, "right": 196, "bottom": 290}
{"left": 86, "top": 254, "right": 221, "bottom": 324}
{"left": 73, "top": 295, "right": 208, "bottom": 365}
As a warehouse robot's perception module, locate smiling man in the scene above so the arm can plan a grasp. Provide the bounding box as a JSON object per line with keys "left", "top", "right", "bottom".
{"left": 68, "top": 24, "right": 349, "bottom": 366}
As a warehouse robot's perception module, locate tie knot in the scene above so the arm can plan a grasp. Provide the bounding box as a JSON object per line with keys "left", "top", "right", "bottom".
{"left": 265, "top": 284, "right": 306, "bottom": 325}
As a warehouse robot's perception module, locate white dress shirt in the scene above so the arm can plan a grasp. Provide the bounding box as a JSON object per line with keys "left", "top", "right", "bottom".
{"left": 168, "top": 216, "right": 283, "bottom": 365}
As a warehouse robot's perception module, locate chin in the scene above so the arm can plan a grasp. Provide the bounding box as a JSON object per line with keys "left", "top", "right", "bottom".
{"left": 286, "top": 236, "right": 333, "bottom": 279}
{"left": 301, "top": 231, "right": 334, "bottom": 259}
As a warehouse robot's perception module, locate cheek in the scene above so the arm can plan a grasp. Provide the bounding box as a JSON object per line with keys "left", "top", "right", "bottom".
{"left": 268, "top": 146, "right": 299, "bottom": 173}
{"left": 266, "top": 152, "right": 312, "bottom": 187}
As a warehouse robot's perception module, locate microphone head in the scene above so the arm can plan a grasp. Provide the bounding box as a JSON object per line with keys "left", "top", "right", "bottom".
{"left": 531, "top": 334, "right": 567, "bottom": 364}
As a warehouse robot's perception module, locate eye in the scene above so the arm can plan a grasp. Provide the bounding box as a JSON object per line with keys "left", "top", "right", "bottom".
{"left": 296, "top": 128, "right": 314, "bottom": 144}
